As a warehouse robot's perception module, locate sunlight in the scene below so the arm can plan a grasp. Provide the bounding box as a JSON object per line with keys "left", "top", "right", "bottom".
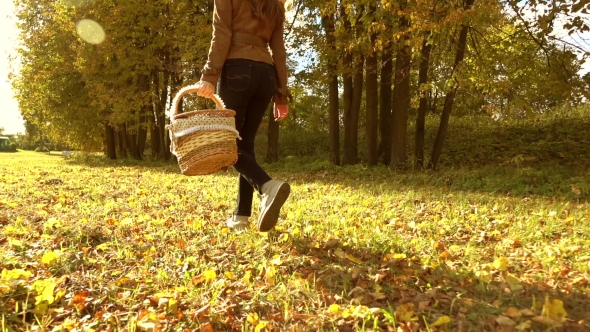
{"left": 75, "top": 19, "right": 105, "bottom": 45}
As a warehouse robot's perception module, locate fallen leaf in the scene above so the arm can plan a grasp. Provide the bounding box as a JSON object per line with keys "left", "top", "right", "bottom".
{"left": 503, "top": 307, "right": 521, "bottom": 318}
{"left": 493, "top": 257, "right": 508, "bottom": 271}
{"left": 247, "top": 312, "right": 259, "bottom": 325}
{"left": 541, "top": 296, "right": 567, "bottom": 323}
{"left": 345, "top": 254, "right": 363, "bottom": 264}
{"left": 265, "top": 265, "right": 277, "bottom": 285}
{"left": 203, "top": 270, "right": 217, "bottom": 283}
{"left": 242, "top": 270, "right": 252, "bottom": 285}
{"left": 532, "top": 315, "right": 558, "bottom": 326}
{"left": 431, "top": 315, "right": 451, "bottom": 327}
{"left": 516, "top": 320, "right": 532, "bottom": 330}
{"left": 495, "top": 315, "right": 515, "bottom": 326}
{"left": 168, "top": 298, "right": 178, "bottom": 314}
{"left": 254, "top": 321, "right": 268, "bottom": 332}
{"left": 42, "top": 250, "right": 61, "bottom": 266}
{"left": 199, "top": 322, "right": 214, "bottom": 332}
{"left": 328, "top": 304, "right": 340, "bottom": 314}
{"left": 395, "top": 303, "right": 417, "bottom": 323}
{"left": 270, "top": 255, "right": 282, "bottom": 266}
{"left": 418, "top": 301, "right": 430, "bottom": 310}
{"left": 505, "top": 274, "right": 523, "bottom": 291}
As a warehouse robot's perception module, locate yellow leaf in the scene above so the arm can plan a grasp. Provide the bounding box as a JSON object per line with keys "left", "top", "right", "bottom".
{"left": 345, "top": 254, "right": 363, "bottom": 264}
{"left": 247, "top": 312, "right": 259, "bottom": 325}
{"left": 395, "top": 303, "right": 417, "bottom": 322}
{"left": 1, "top": 268, "right": 32, "bottom": 281}
{"left": 254, "top": 321, "right": 268, "bottom": 332}
{"left": 54, "top": 288, "right": 67, "bottom": 302}
{"left": 32, "top": 278, "right": 57, "bottom": 306}
{"left": 265, "top": 265, "right": 277, "bottom": 285}
{"left": 42, "top": 251, "right": 61, "bottom": 266}
{"left": 203, "top": 270, "right": 216, "bottom": 283}
{"left": 493, "top": 257, "right": 508, "bottom": 271}
{"left": 392, "top": 253, "right": 406, "bottom": 259}
{"left": 541, "top": 296, "right": 567, "bottom": 323}
{"left": 168, "top": 298, "right": 178, "bottom": 314}
{"left": 431, "top": 315, "right": 451, "bottom": 327}
{"left": 9, "top": 238, "right": 23, "bottom": 248}
{"left": 278, "top": 233, "right": 289, "bottom": 242}
{"left": 328, "top": 304, "right": 340, "bottom": 314}
{"left": 270, "top": 255, "right": 282, "bottom": 266}
{"left": 242, "top": 270, "right": 252, "bottom": 285}
{"left": 224, "top": 271, "right": 236, "bottom": 280}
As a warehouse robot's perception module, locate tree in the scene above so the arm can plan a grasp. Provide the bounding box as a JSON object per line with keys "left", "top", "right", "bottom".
{"left": 429, "top": 0, "right": 476, "bottom": 170}
{"left": 390, "top": 0, "right": 412, "bottom": 167}
{"left": 364, "top": 3, "right": 379, "bottom": 165}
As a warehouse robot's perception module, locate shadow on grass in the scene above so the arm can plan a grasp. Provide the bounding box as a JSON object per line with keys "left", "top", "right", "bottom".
{"left": 282, "top": 235, "right": 590, "bottom": 331}
{"left": 63, "top": 115, "right": 590, "bottom": 203}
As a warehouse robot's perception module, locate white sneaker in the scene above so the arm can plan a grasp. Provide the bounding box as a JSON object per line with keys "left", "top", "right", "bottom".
{"left": 226, "top": 215, "right": 249, "bottom": 232}
{"left": 258, "top": 180, "right": 290, "bottom": 232}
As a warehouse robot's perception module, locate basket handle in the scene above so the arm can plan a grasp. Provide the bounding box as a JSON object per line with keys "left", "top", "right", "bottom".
{"left": 170, "top": 83, "right": 226, "bottom": 117}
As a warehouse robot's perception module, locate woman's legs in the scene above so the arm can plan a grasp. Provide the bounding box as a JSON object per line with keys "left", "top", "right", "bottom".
{"left": 217, "top": 59, "right": 275, "bottom": 218}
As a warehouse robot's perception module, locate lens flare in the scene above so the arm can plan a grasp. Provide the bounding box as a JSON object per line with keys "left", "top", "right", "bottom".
{"left": 76, "top": 19, "right": 105, "bottom": 45}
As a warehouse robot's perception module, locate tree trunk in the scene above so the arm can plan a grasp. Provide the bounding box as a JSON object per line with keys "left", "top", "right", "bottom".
{"left": 340, "top": 3, "right": 353, "bottom": 165}
{"left": 117, "top": 124, "right": 128, "bottom": 158}
{"left": 150, "top": 103, "right": 161, "bottom": 158}
{"left": 322, "top": 13, "right": 340, "bottom": 166}
{"left": 415, "top": 32, "right": 433, "bottom": 170}
{"left": 136, "top": 75, "right": 149, "bottom": 157}
{"left": 379, "top": 45, "right": 393, "bottom": 165}
{"left": 158, "top": 72, "right": 174, "bottom": 161}
{"left": 342, "top": 5, "right": 364, "bottom": 165}
{"left": 343, "top": 56, "right": 363, "bottom": 165}
{"left": 105, "top": 123, "right": 117, "bottom": 160}
{"left": 127, "top": 124, "right": 141, "bottom": 160}
{"left": 137, "top": 107, "right": 148, "bottom": 157}
{"left": 390, "top": 11, "right": 412, "bottom": 167}
{"left": 365, "top": 4, "right": 378, "bottom": 165}
{"left": 428, "top": 0, "right": 475, "bottom": 170}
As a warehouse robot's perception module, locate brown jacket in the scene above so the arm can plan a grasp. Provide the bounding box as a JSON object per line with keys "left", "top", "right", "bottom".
{"left": 200, "top": 0, "right": 289, "bottom": 104}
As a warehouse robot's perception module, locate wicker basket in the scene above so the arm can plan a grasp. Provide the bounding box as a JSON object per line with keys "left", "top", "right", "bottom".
{"left": 167, "top": 85, "right": 240, "bottom": 176}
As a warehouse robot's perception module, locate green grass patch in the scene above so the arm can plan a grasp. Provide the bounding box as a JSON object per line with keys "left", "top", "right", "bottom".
{"left": 1, "top": 113, "right": 589, "bottom": 331}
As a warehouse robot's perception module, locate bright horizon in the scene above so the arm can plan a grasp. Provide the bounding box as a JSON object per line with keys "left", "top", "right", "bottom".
{"left": 0, "top": 1, "right": 23, "bottom": 136}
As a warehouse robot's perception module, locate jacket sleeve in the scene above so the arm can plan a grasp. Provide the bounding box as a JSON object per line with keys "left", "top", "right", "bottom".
{"left": 269, "top": 21, "right": 289, "bottom": 104}
{"left": 200, "top": 0, "right": 233, "bottom": 85}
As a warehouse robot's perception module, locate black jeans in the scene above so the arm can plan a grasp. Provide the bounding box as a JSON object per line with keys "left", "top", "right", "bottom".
{"left": 217, "top": 59, "right": 276, "bottom": 217}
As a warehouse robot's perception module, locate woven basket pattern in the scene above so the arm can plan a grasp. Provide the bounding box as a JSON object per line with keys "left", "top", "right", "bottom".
{"left": 168, "top": 86, "right": 239, "bottom": 176}
{"left": 171, "top": 114, "right": 236, "bottom": 133}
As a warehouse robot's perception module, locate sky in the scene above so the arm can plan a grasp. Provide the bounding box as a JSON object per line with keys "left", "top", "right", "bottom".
{"left": 0, "top": 0, "right": 23, "bottom": 135}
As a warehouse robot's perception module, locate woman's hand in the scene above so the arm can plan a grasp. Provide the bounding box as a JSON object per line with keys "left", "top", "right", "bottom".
{"left": 273, "top": 103, "right": 289, "bottom": 121}
{"left": 196, "top": 81, "right": 215, "bottom": 98}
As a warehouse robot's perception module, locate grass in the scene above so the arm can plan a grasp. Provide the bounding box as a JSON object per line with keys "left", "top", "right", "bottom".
{"left": 1, "top": 111, "right": 590, "bottom": 332}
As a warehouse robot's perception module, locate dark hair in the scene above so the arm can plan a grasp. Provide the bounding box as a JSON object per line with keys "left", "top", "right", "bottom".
{"left": 249, "top": 0, "right": 286, "bottom": 26}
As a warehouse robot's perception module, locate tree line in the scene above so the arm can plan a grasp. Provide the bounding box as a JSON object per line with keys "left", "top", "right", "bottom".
{"left": 11, "top": 0, "right": 590, "bottom": 169}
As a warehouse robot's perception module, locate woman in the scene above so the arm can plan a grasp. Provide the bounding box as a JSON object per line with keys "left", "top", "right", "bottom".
{"left": 196, "top": 0, "right": 291, "bottom": 232}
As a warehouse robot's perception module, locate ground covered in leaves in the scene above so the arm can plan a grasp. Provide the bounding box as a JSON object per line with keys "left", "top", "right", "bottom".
{"left": 1, "top": 116, "right": 590, "bottom": 332}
